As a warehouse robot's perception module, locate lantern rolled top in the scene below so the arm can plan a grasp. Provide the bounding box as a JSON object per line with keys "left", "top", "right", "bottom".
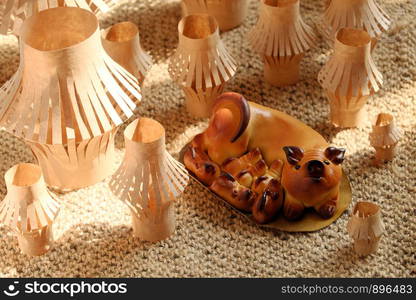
{"left": 181, "top": 0, "right": 249, "bottom": 32}
{"left": 0, "top": 0, "right": 117, "bottom": 35}
{"left": 178, "top": 14, "right": 220, "bottom": 51}
{"left": 124, "top": 117, "right": 166, "bottom": 160}
{"left": 262, "top": 0, "right": 300, "bottom": 16}
{"left": 20, "top": 6, "right": 98, "bottom": 51}
{"left": 334, "top": 27, "right": 371, "bottom": 58}
{"left": 104, "top": 21, "right": 140, "bottom": 43}
{"left": 5, "top": 163, "right": 42, "bottom": 189}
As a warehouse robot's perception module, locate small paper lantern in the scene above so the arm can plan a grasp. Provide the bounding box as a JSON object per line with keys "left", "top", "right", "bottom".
{"left": 102, "top": 21, "right": 153, "bottom": 86}
{"left": 0, "top": 163, "right": 60, "bottom": 256}
{"left": 370, "top": 113, "right": 402, "bottom": 164}
{"left": 169, "top": 14, "right": 237, "bottom": 118}
{"left": 181, "top": 0, "right": 249, "bottom": 32}
{"left": 0, "top": 7, "right": 142, "bottom": 190}
{"left": 109, "top": 118, "right": 189, "bottom": 242}
{"left": 0, "top": 0, "right": 117, "bottom": 35}
{"left": 248, "top": 0, "right": 317, "bottom": 87}
{"left": 320, "top": 0, "right": 391, "bottom": 48}
{"left": 347, "top": 201, "right": 384, "bottom": 256}
{"left": 318, "top": 27, "right": 382, "bottom": 128}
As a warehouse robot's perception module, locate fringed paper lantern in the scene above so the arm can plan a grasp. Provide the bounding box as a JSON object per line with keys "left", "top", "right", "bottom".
{"left": 109, "top": 118, "right": 189, "bottom": 242}
{"left": 0, "top": 7, "right": 142, "bottom": 190}
{"left": 181, "top": 0, "right": 249, "bottom": 32}
{"left": 320, "top": 0, "right": 391, "bottom": 48}
{"left": 102, "top": 21, "right": 153, "bottom": 87}
{"left": 248, "top": 0, "right": 317, "bottom": 87}
{"left": 370, "top": 113, "right": 402, "bottom": 164}
{"left": 0, "top": 0, "right": 118, "bottom": 35}
{"left": 318, "top": 28, "right": 382, "bottom": 128}
{"left": 347, "top": 201, "right": 384, "bottom": 256}
{"left": 0, "top": 163, "right": 60, "bottom": 256}
{"left": 169, "top": 14, "right": 237, "bottom": 118}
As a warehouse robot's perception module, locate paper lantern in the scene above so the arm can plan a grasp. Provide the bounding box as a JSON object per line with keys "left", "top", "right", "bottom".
{"left": 0, "top": 0, "right": 117, "bottom": 35}
{"left": 0, "top": 163, "right": 60, "bottom": 256}
{"left": 181, "top": 0, "right": 249, "bottom": 32}
{"left": 0, "top": 7, "right": 142, "bottom": 190}
{"left": 318, "top": 27, "right": 382, "bottom": 128}
{"left": 248, "top": 0, "right": 317, "bottom": 87}
{"left": 109, "top": 118, "right": 189, "bottom": 242}
{"left": 370, "top": 113, "right": 402, "bottom": 164}
{"left": 169, "top": 14, "right": 237, "bottom": 118}
{"left": 347, "top": 201, "right": 384, "bottom": 256}
{"left": 320, "top": 0, "right": 391, "bottom": 48}
{"left": 102, "top": 21, "right": 153, "bottom": 86}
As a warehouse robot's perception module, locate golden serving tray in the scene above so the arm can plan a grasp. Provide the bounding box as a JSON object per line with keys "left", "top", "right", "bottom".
{"left": 179, "top": 144, "right": 352, "bottom": 232}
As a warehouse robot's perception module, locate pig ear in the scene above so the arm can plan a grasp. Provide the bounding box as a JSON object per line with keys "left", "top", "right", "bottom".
{"left": 283, "top": 146, "right": 304, "bottom": 165}
{"left": 325, "top": 147, "right": 346, "bottom": 165}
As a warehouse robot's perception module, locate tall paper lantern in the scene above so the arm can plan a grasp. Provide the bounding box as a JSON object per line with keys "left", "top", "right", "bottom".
{"left": 321, "top": 0, "right": 391, "bottom": 48}
{"left": 0, "top": 0, "right": 118, "bottom": 35}
{"left": 347, "top": 201, "right": 384, "bottom": 256}
{"left": 248, "top": 0, "right": 317, "bottom": 87}
{"left": 318, "top": 27, "right": 382, "bottom": 128}
{"left": 169, "top": 14, "right": 237, "bottom": 118}
{"left": 0, "top": 7, "right": 142, "bottom": 190}
{"left": 102, "top": 21, "right": 153, "bottom": 87}
{"left": 0, "top": 163, "right": 60, "bottom": 256}
{"left": 109, "top": 118, "right": 189, "bottom": 242}
{"left": 370, "top": 113, "right": 402, "bottom": 164}
{"left": 181, "top": 0, "right": 249, "bottom": 32}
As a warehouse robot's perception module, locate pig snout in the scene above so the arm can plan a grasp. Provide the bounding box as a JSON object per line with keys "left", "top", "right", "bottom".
{"left": 307, "top": 160, "right": 324, "bottom": 179}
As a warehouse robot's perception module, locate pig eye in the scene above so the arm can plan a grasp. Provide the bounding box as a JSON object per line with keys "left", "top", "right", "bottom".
{"left": 324, "top": 160, "right": 330, "bottom": 165}
{"left": 295, "top": 165, "right": 301, "bottom": 170}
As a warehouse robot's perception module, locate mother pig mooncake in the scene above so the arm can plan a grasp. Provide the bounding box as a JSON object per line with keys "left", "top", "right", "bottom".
{"left": 184, "top": 92, "right": 346, "bottom": 224}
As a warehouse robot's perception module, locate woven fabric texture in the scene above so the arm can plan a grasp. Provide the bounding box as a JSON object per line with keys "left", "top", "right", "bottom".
{"left": 0, "top": 0, "right": 414, "bottom": 277}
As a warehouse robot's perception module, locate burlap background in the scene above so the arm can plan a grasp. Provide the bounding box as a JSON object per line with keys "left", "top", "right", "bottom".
{"left": 0, "top": 0, "right": 414, "bottom": 277}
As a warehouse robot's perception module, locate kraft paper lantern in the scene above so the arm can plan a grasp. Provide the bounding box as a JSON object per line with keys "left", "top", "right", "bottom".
{"left": 0, "top": 163, "right": 60, "bottom": 256}
{"left": 320, "top": 0, "right": 391, "bottom": 48}
{"left": 102, "top": 21, "right": 153, "bottom": 86}
{"left": 169, "top": 14, "right": 237, "bottom": 118}
{"left": 0, "top": 7, "right": 142, "bottom": 190}
{"left": 318, "top": 28, "right": 382, "bottom": 128}
{"left": 0, "top": 0, "right": 117, "bottom": 35}
{"left": 181, "top": 0, "right": 249, "bottom": 32}
{"left": 109, "top": 118, "right": 189, "bottom": 242}
{"left": 248, "top": 0, "right": 318, "bottom": 87}
{"left": 347, "top": 201, "right": 384, "bottom": 256}
{"left": 370, "top": 113, "right": 402, "bottom": 164}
